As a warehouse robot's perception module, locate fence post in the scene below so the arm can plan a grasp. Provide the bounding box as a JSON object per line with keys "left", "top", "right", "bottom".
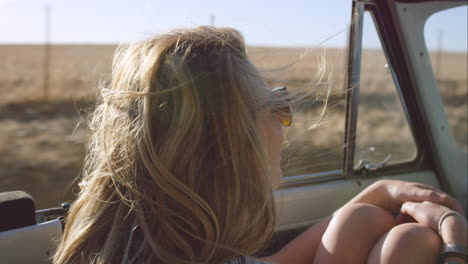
{"left": 43, "top": 4, "right": 51, "bottom": 101}
{"left": 210, "top": 14, "right": 215, "bottom": 26}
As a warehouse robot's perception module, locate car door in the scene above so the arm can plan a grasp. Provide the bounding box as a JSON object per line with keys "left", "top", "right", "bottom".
{"left": 266, "top": 0, "right": 467, "bottom": 253}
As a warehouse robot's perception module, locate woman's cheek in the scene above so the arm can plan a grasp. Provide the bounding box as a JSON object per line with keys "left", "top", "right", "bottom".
{"left": 270, "top": 118, "right": 284, "bottom": 189}
{"left": 259, "top": 114, "right": 284, "bottom": 190}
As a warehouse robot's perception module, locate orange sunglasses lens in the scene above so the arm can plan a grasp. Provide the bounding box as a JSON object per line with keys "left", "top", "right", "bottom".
{"left": 277, "top": 105, "right": 292, "bottom": 127}
{"left": 271, "top": 87, "right": 292, "bottom": 127}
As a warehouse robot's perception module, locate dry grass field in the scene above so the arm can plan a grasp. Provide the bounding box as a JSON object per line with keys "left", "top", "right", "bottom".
{"left": 0, "top": 44, "right": 466, "bottom": 208}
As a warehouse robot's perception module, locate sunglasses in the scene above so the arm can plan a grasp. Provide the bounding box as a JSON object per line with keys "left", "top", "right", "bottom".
{"left": 271, "top": 86, "right": 293, "bottom": 127}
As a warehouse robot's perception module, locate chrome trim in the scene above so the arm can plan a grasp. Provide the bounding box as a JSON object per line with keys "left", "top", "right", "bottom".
{"left": 281, "top": 170, "right": 344, "bottom": 187}
{"left": 355, "top": 154, "right": 392, "bottom": 171}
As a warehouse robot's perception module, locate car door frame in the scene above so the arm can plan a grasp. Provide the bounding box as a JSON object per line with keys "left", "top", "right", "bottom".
{"left": 389, "top": 0, "right": 468, "bottom": 213}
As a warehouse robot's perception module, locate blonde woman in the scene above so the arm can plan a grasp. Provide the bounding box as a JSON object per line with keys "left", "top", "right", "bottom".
{"left": 54, "top": 27, "right": 467, "bottom": 264}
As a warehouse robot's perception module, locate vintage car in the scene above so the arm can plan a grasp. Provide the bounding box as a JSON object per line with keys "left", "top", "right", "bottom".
{"left": 0, "top": 0, "right": 466, "bottom": 262}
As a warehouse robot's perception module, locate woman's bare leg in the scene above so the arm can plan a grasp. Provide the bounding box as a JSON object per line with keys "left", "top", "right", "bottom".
{"left": 367, "top": 223, "right": 442, "bottom": 264}
{"left": 313, "top": 203, "right": 396, "bottom": 264}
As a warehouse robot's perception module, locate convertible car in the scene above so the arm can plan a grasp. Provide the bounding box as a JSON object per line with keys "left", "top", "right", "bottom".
{"left": 0, "top": 0, "right": 466, "bottom": 262}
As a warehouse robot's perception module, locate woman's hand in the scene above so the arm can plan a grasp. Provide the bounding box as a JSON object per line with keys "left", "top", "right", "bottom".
{"left": 378, "top": 180, "right": 464, "bottom": 214}
{"left": 401, "top": 201, "right": 467, "bottom": 245}
{"left": 348, "top": 180, "right": 465, "bottom": 215}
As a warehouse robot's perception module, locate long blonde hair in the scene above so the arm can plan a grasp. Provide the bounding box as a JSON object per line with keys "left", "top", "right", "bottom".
{"left": 54, "top": 27, "right": 276, "bottom": 264}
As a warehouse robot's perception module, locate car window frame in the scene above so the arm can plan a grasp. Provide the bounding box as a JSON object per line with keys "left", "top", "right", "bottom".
{"left": 281, "top": 0, "right": 435, "bottom": 188}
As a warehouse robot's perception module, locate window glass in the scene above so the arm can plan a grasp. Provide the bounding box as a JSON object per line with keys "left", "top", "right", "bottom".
{"left": 354, "top": 12, "right": 417, "bottom": 168}
{"left": 424, "top": 5, "right": 467, "bottom": 151}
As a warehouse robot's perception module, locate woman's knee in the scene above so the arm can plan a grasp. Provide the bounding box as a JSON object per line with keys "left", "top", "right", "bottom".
{"left": 333, "top": 203, "right": 396, "bottom": 233}
{"left": 386, "top": 223, "right": 442, "bottom": 251}
{"left": 314, "top": 204, "right": 396, "bottom": 263}
{"left": 370, "top": 223, "right": 442, "bottom": 264}
{"left": 321, "top": 203, "right": 396, "bottom": 249}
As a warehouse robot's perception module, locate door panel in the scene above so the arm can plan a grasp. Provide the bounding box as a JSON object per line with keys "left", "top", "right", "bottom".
{"left": 275, "top": 170, "right": 440, "bottom": 231}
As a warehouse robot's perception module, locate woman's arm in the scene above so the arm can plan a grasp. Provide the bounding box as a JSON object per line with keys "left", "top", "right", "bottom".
{"left": 259, "top": 182, "right": 386, "bottom": 264}
{"left": 259, "top": 215, "right": 332, "bottom": 264}
{"left": 262, "top": 184, "right": 392, "bottom": 264}
{"left": 347, "top": 180, "right": 464, "bottom": 215}
{"left": 261, "top": 180, "right": 465, "bottom": 264}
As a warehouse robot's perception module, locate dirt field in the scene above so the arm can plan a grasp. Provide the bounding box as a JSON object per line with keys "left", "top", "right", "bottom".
{"left": 0, "top": 45, "right": 466, "bottom": 208}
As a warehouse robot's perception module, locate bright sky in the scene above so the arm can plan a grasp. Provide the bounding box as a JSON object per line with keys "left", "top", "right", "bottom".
{"left": 0, "top": 0, "right": 466, "bottom": 51}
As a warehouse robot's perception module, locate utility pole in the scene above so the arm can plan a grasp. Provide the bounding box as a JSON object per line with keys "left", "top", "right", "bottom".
{"left": 43, "top": 4, "right": 51, "bottom": 100}
{"left": 210, "top": 14, "right": 215, "bottom": 26}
